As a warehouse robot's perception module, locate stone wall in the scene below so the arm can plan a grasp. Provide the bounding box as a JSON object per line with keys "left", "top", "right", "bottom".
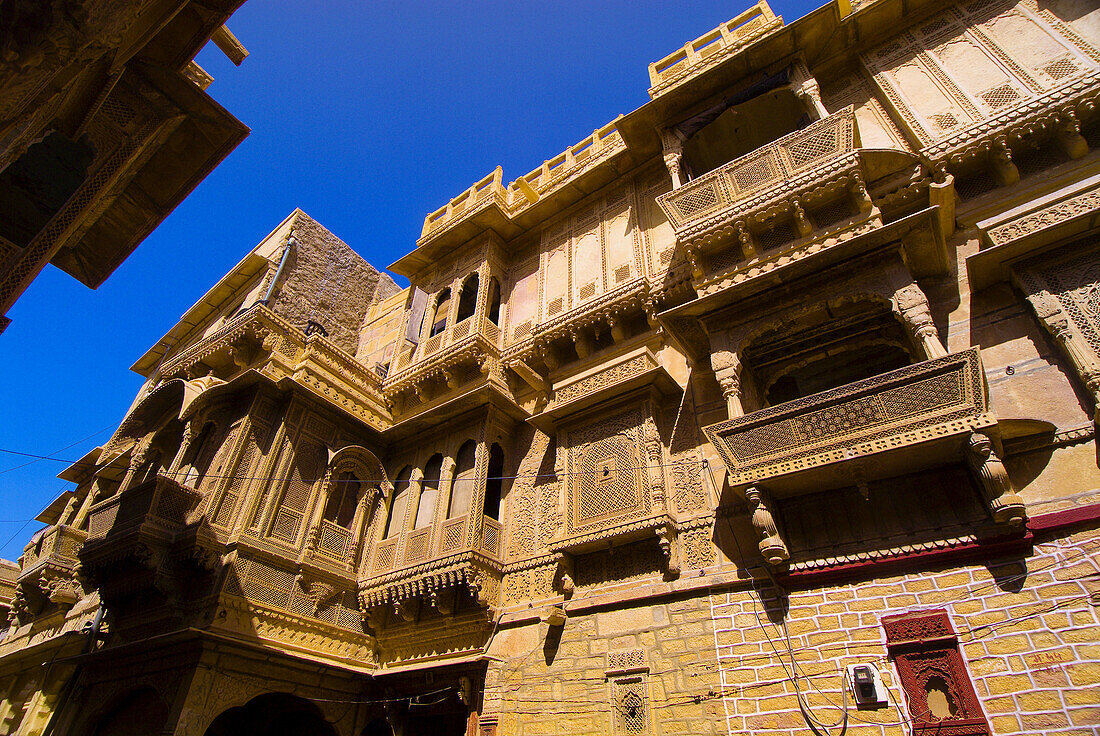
{"left": 708, "top": 526, "right": 1100, "bottom": 736}
{"left": 270, "top": 213, "right": 396, "bottom": 356}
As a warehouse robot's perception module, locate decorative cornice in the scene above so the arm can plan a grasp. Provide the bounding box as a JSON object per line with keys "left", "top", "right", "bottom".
{"left": 986, "top": 188, "right": 1100, "bottom": 246}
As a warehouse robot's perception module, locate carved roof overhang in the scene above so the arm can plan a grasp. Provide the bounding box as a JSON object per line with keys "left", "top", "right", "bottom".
{"left": 529, "top": 342, "right": 682, "bottom": 433}
{"left": 48, "top": 63, "right": 249, "bottom": 290}
{"left": 358, "top": 549, "right": 503, "bottom": 610}
{"left": 658, "top": 207, "right": 947, "bottom": 362}
{"left": 503, "top": 277, "right": 653, "bottom": 365}
{"left": 384, "top": 380, "right": 528, "bottom": 443}
{"left": 704, "top": 348, "right": 995, "bottom": 498}
{"left": 924, "top": 71, "right": 1100, "bottom": 166}
{"left": 99, "top": 378, "right": 186, "bottom": 464}
{"left": 967, "top": 175, "right": 1100, "bottom": 292}
{"left": 157, "top": 303, "right": 392, "bottom": 433}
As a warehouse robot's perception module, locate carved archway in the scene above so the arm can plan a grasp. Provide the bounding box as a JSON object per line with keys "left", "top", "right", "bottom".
{"left": 203, "top": 692, "right": 338, "bottom": 736}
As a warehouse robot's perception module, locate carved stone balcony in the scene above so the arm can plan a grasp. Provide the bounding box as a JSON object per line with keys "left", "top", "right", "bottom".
{"left": 657, "top": 107, "right": 861, "bottom": 248}
{"left": 704, "top": 349, "right": 995, "bottom": 495}
{"left": 384, "top": 313, "right": 502, "bottom": 395}
{"left": 158, "top": 303, "right": 391, "bottom": 432}
{"left": 647, "top": 1, "right": 783, "bottom": 99}
{"left": 360, "top": 514, "right": 504, "bottom": 623}
{"left": 15, "top": 525, "right": 86, "bottom": 615}
{"left": 79, "top": 474, "right": 220, "bottom": 625}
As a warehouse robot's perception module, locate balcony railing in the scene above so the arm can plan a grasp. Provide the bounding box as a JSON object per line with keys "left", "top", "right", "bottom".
{"left": 385, "top": 313, "right": 502, "bottom": 390}
{"left": 369, "top": 514, "right": 501, "bottom": 576}
{"left": 316, "top": 520, "right": 353, "bottom": 561}
{"left": 18, "top": 525, "right": 86, "bottom": 582}
{"left": 647, "top": 1, "right": 783, "bottom": 97}
{"left": 84, "top": 475, "right": 203, "bottom": 544}
{"left": 657, "top": 107, "right": 858, "bottom": 240}
{"left": 704, "top": 349, "right": 994, "bottom": 490}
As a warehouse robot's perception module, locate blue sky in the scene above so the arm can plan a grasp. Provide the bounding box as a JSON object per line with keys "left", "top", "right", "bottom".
{"left": 0, "top": 0, "right": 819, "bottom": 559}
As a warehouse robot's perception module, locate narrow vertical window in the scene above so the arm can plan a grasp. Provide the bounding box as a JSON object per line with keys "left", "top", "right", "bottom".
{"left": 456, "top": 273, "right": 479, "bottom": 322}
{"left": 448, "top": 441, "right": 477, "bottom": 519}
{"left": 484, "top": 443, "right": 504, "bottom": 520}
{"left": 415, "top": 455, "right": 443, "bottom": 528}
{"left": 385, "top": 467, "right": 412, "bottom": 538}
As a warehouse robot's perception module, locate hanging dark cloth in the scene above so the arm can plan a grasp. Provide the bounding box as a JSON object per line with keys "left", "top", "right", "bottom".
{"left": 672, "top": 67, "right": 792, "bottom": 143}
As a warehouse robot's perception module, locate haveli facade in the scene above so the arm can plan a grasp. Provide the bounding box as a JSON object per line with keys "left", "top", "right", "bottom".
{"left": 1, "top": 0, "right": 1100, "bottom": 734}
{"left": 0, "top": 0, "right": 251, "bottom": 332}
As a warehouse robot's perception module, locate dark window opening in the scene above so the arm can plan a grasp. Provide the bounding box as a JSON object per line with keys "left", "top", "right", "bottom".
{"left": 324, "top": 471, "right": 360, "bottom": 529}
{"left": 0, "top": 131, "right": 96, "bottom": 248}
{"left": 456, "top": 273, "right": 479, "bottom": 322}
{"left": 429, "top": 289, "right": 451, "bottom": 337}
{"left": 487, "top": 277, "right": 501, "bottom": 324}
{"left": 483, "top": 443, "right": 504, "bottom": 520}
{"left": 682, "top": 90, "right": 809, "bottom": 179}
{"left": 765, "top": 344, "right": 911, "bottom": 405}
{"left": 385, "top": 466, "right": 412, "bottom": 538}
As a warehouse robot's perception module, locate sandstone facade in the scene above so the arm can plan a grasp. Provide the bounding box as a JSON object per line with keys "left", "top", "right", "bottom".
{"left": 2, "top": 1, "right": 1100, "bottom": 735}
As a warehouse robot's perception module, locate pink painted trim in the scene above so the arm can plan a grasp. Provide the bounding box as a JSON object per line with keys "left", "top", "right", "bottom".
{"left": 778, "top": 533, "right": 1033, "bottom": 588}
{"left": 1027, "top": 502, "right": 1100, "bottom": 534}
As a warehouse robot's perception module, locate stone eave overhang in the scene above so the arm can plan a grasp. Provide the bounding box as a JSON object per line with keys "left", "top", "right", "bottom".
{"left": 658, "top": 206, "right": 946, "bottom": 359}
{"left": 968, "top": 172, "right": 1100, "bottom": 292}
{"left": 383, "top": 380, "right": 528, "bottom": 443}
{"left": 49, "top": 61, "right": 249, "bottom": 290}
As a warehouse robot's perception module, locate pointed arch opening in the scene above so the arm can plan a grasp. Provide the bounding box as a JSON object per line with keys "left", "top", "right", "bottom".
{"left": 429, "top": 288, "right": 451, "bottom": 337}
{"left": 415, "top": 454, "right": 443, "bottom": 528}
{"left": 384, "top": 466, "right": 412, "bottom": 538}
{"left": 448, "top": 441, "right": 477, "bottom": 519}
{"left": 487, "top": 276, "right": 501, "bottom": 325}
{"left": 456, "top": 273, "right": 479, "bottom": 322}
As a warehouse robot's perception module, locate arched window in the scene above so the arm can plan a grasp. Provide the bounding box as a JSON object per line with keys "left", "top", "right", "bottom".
{"left": 429, "top": 289, "right": 451, "bottom": 337}
{"left": 484, "top": 443, "right": 504, "bottom": 520}
{"left": 415, "top": 454, "right": 443, "bottom": 528}
{"left": 384, "top": 467, "right": 412, "bottom": 538}
{"left": 448, "top": 441, "right": 477, "bottom": 519}
{"left": 324, "top": 471, "right": 361, "bottom": 529}
{"left": 456, "top": 273, "right": 479, "bottom": 322}
{"left": 486, "top": 277, "right": 501, "bottom": 325}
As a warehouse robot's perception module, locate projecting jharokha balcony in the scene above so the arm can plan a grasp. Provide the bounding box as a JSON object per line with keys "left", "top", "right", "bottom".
{"left": 704, "top": 349, "right": 996, "bottom": 495}
{"left": 385, "top": 313, "right": 502, "bottom": 392}
{"left": 657, "top": 107, "right": 859, "bottom": 243}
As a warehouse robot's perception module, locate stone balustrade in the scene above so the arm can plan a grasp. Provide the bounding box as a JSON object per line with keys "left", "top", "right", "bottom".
{"left": 647, "top": 1, "right": 783, "bottom": 98}
{"left": 384, "top": 313, "right": 502, "bottom": 393}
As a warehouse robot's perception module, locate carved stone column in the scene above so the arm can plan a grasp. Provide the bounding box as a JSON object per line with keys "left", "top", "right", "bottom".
{"left": 712, "top": 350, "right": 745, "bottom": 418}
{"left": 119, "top": 438, "right": 153, "bottom": 493}
{"left": 990, "top": 137, "right": 1020, "bottom": 187}
{"left": 745, "top": 486, "right": 789, "bottom": 566}
{"left": 347, "top": 487, "right": 377, "bottom": 571}
{"left": 435, "top": 456, "right": 458, "bottom": 529}
{"left": 794, "top": 78, "right": 829, "bottom": 120}
{"left": 1056, "top": 109, "right": 1089, "bottom": 160}
{"left": 1026, "top": 290, "right": 1100, "bottom": 423}
{"left": 893, "top": 282, "right": 947, "bottom": 359}
{"left": 169, "top": 420, "right": 195, "bottom": 476}
{"left": 964, "top": 433, "right": 1027, "bottom": 526}
{"left": 659, "top": 128, "right": 685, "bottom": 189}
{"left": 305, "top": 469, "right": 335, "bottom": 553}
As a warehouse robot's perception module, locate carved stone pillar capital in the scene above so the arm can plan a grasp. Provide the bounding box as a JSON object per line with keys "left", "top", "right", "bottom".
{"left": 659, "top": 128, "right": 685, "bottom": 189}
{"left": 656, "top": 523, "right": 681, "bottom": 579}
{"left": 893, "top": 282, "right": 947, "bottom": 359}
